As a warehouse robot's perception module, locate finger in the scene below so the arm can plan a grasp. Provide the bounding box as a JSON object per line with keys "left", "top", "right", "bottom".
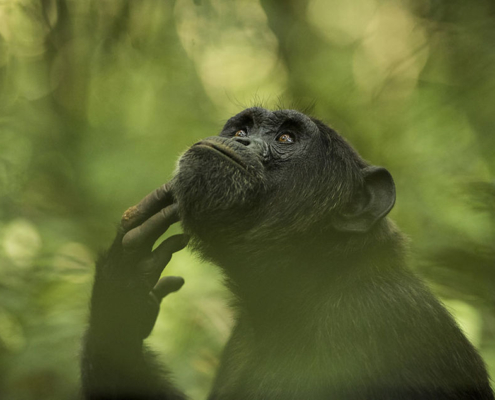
{"left": 152, "top": 276, "right": 185, "bottom": 301}
{"left": 151, "top": 234, "right": 189, "bottom": 270}
{"left": 122, "top": 204, "right": 180, "bottom": 251}
{"left": 120, "top": 182, "right": 175, "bottom": 231}
{"left": 135, "top": 234, "right": 189, "bottom": 288}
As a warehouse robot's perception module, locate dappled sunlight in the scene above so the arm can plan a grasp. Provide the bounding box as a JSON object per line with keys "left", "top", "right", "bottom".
{"left": 307, "top": 0, "right": 378, "bottom": 46}
{"left": 352, "top": 3, "right": 429, "bottom": 100}
{"left": 2, "top": 219, "right": 42, "bottom": 268}
{"left": 174, "top": 0, "right": 287, "bottom": 113}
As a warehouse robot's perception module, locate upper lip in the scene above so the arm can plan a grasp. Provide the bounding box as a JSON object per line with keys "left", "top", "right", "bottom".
{"left": 193, "top": 141, "right": 247, "bottom": 169}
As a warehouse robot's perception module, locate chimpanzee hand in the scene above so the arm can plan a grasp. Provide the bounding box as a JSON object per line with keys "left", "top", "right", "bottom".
{"left": 90, "top": 181, "right": 189, "bottom": 341}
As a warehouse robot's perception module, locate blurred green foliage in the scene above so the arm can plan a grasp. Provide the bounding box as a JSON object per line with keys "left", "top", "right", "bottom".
{"left": 0, "top": 0, "right": 495, "bottom": 399}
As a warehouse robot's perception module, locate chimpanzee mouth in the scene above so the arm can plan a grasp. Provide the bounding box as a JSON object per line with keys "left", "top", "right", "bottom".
{"left": 193, "top": 141, "right": 247, "bottom": 170}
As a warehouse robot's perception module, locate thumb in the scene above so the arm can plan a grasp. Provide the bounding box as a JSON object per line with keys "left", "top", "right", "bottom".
{"left": 152, "top": 276, "right": 185, "bottom": 302}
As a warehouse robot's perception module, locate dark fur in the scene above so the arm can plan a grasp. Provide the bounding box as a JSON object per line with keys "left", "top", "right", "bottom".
{"left": 83, "top": 107, "right": 494, "bottom": 399}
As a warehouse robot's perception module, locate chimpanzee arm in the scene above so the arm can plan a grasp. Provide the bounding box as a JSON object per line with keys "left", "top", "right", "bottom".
{"left": 81, "top": 182, "right": 189, "bottom": 400}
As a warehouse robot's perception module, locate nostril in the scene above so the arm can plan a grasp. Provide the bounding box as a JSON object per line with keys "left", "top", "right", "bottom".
{"left": 234, "top": 137, "right": 251, "bottom": 146}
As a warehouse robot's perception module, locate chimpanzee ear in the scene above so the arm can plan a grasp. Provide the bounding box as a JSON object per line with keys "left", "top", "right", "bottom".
{"left": 332, "top": 166, "right": 396, "bottom": 233}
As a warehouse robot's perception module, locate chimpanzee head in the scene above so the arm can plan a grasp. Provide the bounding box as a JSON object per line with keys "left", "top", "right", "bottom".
{"left": 173, "top": 108, "right": 395, "bottom": 247}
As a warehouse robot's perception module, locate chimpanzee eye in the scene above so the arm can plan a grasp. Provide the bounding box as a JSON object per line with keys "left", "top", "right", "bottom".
{"left": 234, "top": 129, "right": 248, "bottom": 137}
{"left": 277, "top": 133, "right": 294, "bottom": 143}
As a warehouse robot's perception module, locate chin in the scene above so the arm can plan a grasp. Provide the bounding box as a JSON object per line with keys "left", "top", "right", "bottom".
{"left": 173, "top": 144, "right": 266, "bottom": 242}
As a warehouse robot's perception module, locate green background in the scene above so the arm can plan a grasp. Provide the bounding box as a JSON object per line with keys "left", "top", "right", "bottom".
{"left": 1, "top": 0, "right": 495, "bottom": 399}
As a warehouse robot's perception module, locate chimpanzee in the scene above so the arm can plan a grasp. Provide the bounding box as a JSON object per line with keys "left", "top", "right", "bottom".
{"left": 81, "top": 107, "right": 494, "bottom": 400}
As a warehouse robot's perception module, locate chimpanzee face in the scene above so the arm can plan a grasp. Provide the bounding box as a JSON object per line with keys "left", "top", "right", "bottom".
{"left": 173, "top": 108, "right": 335, "bottom": 240}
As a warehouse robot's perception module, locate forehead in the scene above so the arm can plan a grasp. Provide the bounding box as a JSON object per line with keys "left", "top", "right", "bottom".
{"left": 224, "top": 107, "right": 319, "bottom": 134}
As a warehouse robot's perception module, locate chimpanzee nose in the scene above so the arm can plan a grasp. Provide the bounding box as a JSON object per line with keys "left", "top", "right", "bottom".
{"left": 233, "top": 137, "right": 269, "bottom": 162}
{"left": 234, "top": 137, "right": 266, "bottom": 151}
{"left": 234, "top": 137, "right": 251, "bottom": 146}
